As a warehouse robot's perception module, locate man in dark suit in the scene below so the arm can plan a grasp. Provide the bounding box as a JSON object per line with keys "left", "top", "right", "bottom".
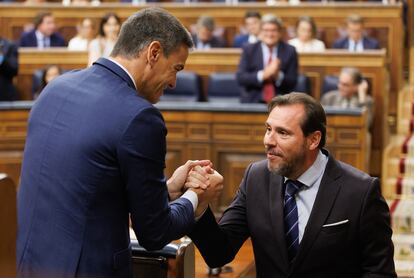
{"left": 17, "top": 8, "right": 221, "bottom": 278}
{"left": 237, "top": 14, "right": 298, "bottom": 103}
{"left": 192, "top": 15, "right": 226, "bottom": 49}
{"left": 332, "top": 14, "right": 380, "bottom": 51}
{"left": 0, "top": 37, "right": 18, "bottom": 101}
{"left": 233, "top": 11, "right": 261, "bottom": 48}
{"left": 19, "top": 11, "right": 66, "bottom": 48}
{"left": 189, "top": 93, "right": 396, "bottom": 278}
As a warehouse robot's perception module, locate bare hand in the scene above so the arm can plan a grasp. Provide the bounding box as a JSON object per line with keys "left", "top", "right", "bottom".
{"left": 263, "top": 59, "right": 280, "bottom": 81}
{"left": 167, "top": 160, "right": 212, "bottom": 200}
{"left": 357, "top": 79, "right": 368, "bottom": 103}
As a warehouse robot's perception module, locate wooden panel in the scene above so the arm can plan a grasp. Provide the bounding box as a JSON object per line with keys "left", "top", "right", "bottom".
{"left": 0, "top": 174, "right": 16, "bottom": 278}
{"left": 0, "top": 106, "right": 369, "bottom": 210}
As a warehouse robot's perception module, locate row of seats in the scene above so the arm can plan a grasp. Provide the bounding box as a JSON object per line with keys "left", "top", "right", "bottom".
{"left": 162, "top": 71, "right": 339, "bottom": 102}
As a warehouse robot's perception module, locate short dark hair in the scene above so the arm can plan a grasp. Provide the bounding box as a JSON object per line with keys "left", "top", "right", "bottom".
{"left": 111, "top": 7, "right": 194, "bottom": 59}
{"left": 34, "top": 11, "right": 53, "bottom": 30}
{"left": 244, "top": 11, "right": 261, "bottom": 20}
{"left": 197, "top": 15, "right": 215, "bottom": 32}
{"left": 98, "top": 12, "right": 121, "bottom": 37}
{"left": 296, "top": 16, "right": 318, "bottom": 38}
{"left": 268, "top": 93, "right": 327, "bottom": 148}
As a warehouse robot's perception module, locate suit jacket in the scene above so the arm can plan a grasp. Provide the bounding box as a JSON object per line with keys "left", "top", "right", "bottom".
{"left": 17, "top": 58, "right": 195, "bottom": 278}
{"left": 236, "top": 41, "right": 298, "bottom": 103}
{"left": 19, "top": 30, "right": 66, "bottom": 47}
{"left": 332, "top": 36, "right": 380, "bottom": 50}
{"left": 233, "top": 34, "right": 249, "bottom": 48}
{"left": 192, "top": 34, "right": 226, "bottom": 49}
{"left": 190, "top": 151, "right": 396, "bottom": 278}
{"left": 0, "top": 38, "right": 18, "bottom": 100}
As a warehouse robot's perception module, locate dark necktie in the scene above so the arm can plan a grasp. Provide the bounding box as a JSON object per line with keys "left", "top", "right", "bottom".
{"left": 284, "top": 179, "right": 304, "bottom": 262}
{"left": 262, "top": 47, "right": 275, "bottom": 103}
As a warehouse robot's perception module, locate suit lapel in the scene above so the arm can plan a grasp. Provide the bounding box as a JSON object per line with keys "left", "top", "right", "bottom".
{"left": 268, "top": 172, "right": 290, "bottom": 269}
{"left": 290, "top": 155, "right": 343, "bottom": 272}
{"left": 93, "top": 58, "right": 136, "bottom": 90}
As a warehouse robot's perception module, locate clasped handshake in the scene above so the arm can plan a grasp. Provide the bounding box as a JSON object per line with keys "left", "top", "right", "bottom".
{"left": 167, "top": 160, "right": 224, "bottom": 217}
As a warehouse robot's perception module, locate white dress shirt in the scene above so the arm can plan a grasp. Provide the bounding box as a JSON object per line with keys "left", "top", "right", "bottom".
{"left": 284, "top": 150, "right": 329, "bottom": 242}
{"left": 35, "top": 30, "right": 50, "bottom": 49}
{"left": 348, "top": 39, "right": 364, "bottom": 52}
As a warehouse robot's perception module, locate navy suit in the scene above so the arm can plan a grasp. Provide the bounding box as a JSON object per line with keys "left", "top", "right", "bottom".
{"left": 236, "top": 41, "right": 298, "bottom": 103}
{"left": 17, "top": 58, "right": 195, "bottom": 278}
{"left": 190, "top": 151, "right": 396, "bottom": 278}
{"left": 0, "top": 38, "right": 18, "bottom": 100}
{"left": 332, "top": 36, "right": 380, "bottom": 50}
{"left": 233, "top": 34, "right": 249, "bottom": 48}
{"left": 19, "top": 30, "right": 66, "bottom": 47}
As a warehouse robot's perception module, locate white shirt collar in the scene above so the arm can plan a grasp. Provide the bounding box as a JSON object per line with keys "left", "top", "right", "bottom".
{"left": 108, "top": 58, "right": 137, "bottom": 90}
{"left": 284, "top": 150, "right": 328, "bottom": 188}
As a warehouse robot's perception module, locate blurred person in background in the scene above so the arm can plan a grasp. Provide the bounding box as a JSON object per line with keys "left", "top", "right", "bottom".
{"left": 0, "top": 37, "right": 18, "bottom": 101}
{"left": 288, "top": 16, "right": 325, "bottom": 52}
{"left": 88, "top": 12, "right": 121, "bottom": 66}
{"left": 233, "top": 11, "right": 262, "bottom": 48}
{"left": 192, "top": 15, "right": 226, "bottom": 49}
{"left": 34, "top": 65, "right": 62, "bottom": 99}
{"left": 68, "top": 18, "right": 96, "bottom": 51}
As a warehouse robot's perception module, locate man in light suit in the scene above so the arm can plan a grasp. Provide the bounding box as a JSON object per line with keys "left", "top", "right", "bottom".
{"left": 17, "top": 7, "right": 222, "bottom": 278}
{"left": 332, "top": 14, "right": 380, "bottom": 51}
{"left": 19, "top": 12, "right": 66, "bottom": 48}
{"left": 237, "top": 14, "right": 298, "bottom": 103}
{"left": 0, "top": 37, "right": 18, "bottom": 100}
{"left": 189, "top": 93, "right": 396, "bottom": 278}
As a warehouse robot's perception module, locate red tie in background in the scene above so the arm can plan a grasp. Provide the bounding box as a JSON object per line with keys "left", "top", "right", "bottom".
{"left": 262, "top": 47, "right": 275, "bottom": 103}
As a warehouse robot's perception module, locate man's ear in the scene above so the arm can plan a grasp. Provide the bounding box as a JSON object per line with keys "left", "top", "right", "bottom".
{"left": 146, "top": 41, "right": 162, "bottom": 67}
{"left": 307, "top": 131, "right": 321, "bottom": 151}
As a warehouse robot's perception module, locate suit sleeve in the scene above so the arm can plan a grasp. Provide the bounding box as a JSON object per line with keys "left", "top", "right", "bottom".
{"left": 278, "top": 47, "right": 298, "bottom": 94}
{"left": 236, "top": 47, "right": 262, "bottom": 88}
{"left": 118, "top": 107, "right": 195, "bottom": 251}
{"left": 0, "top": 41, "right": 18, "bottom": 79}
{"left": 189, "top": 164, "right": 252, "bottom": 268}
{"left": 359, "top": 178, "right": 397, "bottom": 278}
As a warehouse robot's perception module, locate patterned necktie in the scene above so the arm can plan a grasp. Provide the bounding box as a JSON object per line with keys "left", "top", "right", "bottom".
{"left": 284, "top": 179, "right": 304, "bottom": 262}
{"left": 262, "top": 46, "right": 275, "bottom": 103}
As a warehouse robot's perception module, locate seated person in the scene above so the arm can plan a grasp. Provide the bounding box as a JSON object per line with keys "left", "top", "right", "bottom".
{"left": 288, "top": 16, "right": 325, "bottom": 52}
{"left": 68, "top": 18, "right": 96, "bottom": 51}
{"left": 34, "top": 65, "right": 62, "bottom": 99}
{"left": 236, "top": 14, "right": 298, "bottom": 103}
{"left": 321, "top": 67, "right": 374, "bottom": 127}
{"left": 233, "top": 11, "right": 261, "bottom": 48}
{"left": 19, "top": 12, "right": 66, "bottom": 48}
{"left": 192, "top": 15, "right": 226, "bottom": 49}
{"left": 88, "top": 12, "right": 121, "bottom": 66}
{"left": 0, "top": 37, "right": 18, "bottom": 101}
{"left": 332, "top": 14, "right": 380, "bottom": 51}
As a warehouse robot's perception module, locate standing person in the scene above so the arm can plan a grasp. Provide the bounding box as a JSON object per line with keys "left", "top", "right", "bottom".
{"left": 17, "top": 7, "right": 222, "bottom": 278}
{"left": 288, "top": 16, "right": 325, "bottom": 52}
{"left": 19, "top": 12, "right": 66, "bottom": 48}
{"left": 237, "top": 14, "right": 298, "bottom": 103}
{"left": 0, "top": 37, "right": 18, "bottom": 101}
{"left": 88, "top": 12, "right": 121, "bottom": 66}
{"left": 233, "top": 11, "right": 262, "bottom": 48}
{"left": 189, "top": 93, "right": 396, "bottom": 278}
{"left": 332, "top": 14, "right": 380, "bottom": 51}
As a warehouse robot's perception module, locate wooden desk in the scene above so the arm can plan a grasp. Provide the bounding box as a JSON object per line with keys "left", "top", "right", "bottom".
{"left": 0, "top": 101, "right": 369, "bottom": 210}
{"left": 0, "top": 2, "right": 403, "bottom": 109}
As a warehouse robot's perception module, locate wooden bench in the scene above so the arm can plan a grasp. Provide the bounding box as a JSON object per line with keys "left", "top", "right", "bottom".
{"left": 0, "top": 174, "right": 17, "bottom": 278}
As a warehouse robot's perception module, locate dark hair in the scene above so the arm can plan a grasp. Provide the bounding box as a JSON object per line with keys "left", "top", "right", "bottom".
{"left": 34, "top": 11, "right": 53, "bottom": 30}
{"left": 111, "top": 7, "right": 194, "bottom": 59}
{"left": 261, "top": 14, "right": 283, "bottom": 30}
{"left": 244, "top": 11, "right": 261, "bottom": 20}
{"left": 98, "top": 12, "right": 121, "bottom": 37}
{"left": 35, "top": 65, "right": 62, "bottom": 99}
{"left": 268, "top": 93, "right": 327, "bottom": 148}
{"left": 296, "top": 16, "right": 317, "bottom": 38}
{"left": 197, "top": 15, "right": 215, "bottom": 32}
{"left": 341, "top": 67, "right": 363, "bottom": 85}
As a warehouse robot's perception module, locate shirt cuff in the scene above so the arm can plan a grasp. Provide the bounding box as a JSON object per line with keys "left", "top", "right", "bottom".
{"left": 181, "top": 190, "right": 198, "bottom": 213}
{"left": 275, "top": 71, "right": 284, "bottom": 87}
{"left": 257, "top": 70, "right": 264, "bottom": 83}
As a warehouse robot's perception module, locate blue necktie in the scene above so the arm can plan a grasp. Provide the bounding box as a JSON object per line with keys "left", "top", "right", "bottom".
{"left": 284, "top": 180, "right": 304, "bottom": 262}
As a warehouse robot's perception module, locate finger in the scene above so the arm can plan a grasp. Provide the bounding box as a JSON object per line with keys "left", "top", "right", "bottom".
{"left": 186, "top": 176, "right": 209, "bottom": 190}
{"left": 186, "top": 159, "right": 211, "bottom": 169}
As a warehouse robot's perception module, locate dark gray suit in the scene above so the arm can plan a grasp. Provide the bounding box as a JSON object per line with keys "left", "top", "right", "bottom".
{"left": 190, "top": 150, "right": 396, "bottom": 278}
